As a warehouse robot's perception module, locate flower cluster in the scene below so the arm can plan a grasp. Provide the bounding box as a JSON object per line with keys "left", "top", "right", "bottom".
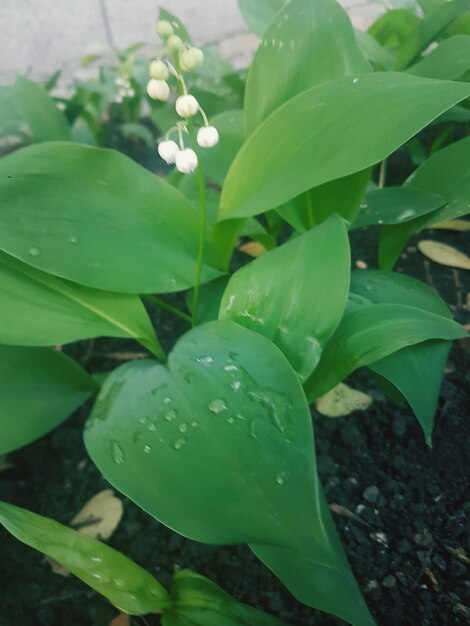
{"left": 147, "top": 19, "right": 220, "bottom": 174}
{"left": 113, "top": 76, "right": 135, "bottom": 104}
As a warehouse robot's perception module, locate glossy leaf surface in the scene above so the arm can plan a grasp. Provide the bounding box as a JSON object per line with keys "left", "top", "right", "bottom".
{"left": 162, "top": 569, "right": 287, "bottom": 626}
{"left": 349, "top": 270, "right": 453, "bottom": 443}
{"left": 304, "top": 304, "right": 465, "bottom": 401}
{"left": 0, "top": 501, "right": 169, "bottom": 614}
{"left": 244, "top": 0, "right": 370, "bottom": 134}
{"left": 0, "top": 251, "right": 161, "bottom": 355}
{"left": 380, "top": 136, "right": 470, "bottom": 269}
{"left": 220, "top": 74, "right": 470, "bottom": 220}
{"left": 219, "top": 216, "right": 350, "bottom": 381}
{"left": 352, "top": 187, "right": 446, "bottom": 229}
{"left": 0, "top": 346, "right": 95, "bottom": 454}
{"left": 0, "top": 143, "right": 220, "bottom": 293}
{"left": 85, "top": 321, "right": 374, "bottom": 626}
{"left": 244, "top": 0, "right": 371, "bottom": 227}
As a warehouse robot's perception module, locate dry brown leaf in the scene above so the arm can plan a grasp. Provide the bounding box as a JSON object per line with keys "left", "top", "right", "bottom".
{"left": 429, "top": 220, "right": 470, "bottom": 232}
{"left": 45, "top": 557, "right": 71, "bottom": 577}
{"left": 424, "top": 568, "right": 439, "bottom": 590}
{"left": 110, "top": 613, "right": 131, "bottom": 626}
{"left": 238, "top": 242, "right": 267, "bottom": 257}
{"left": 418, "top": 240, "right": 470, "bottom": 271}
{"left": 70, "top": 489, "right": 123, "bottom": 540}
{"left": 316, "top": 383, "right": 373, "bottom": 418}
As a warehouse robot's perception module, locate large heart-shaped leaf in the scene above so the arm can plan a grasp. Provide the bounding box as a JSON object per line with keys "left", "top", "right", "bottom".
{"left": 85, "top": 321, "right": 374, "bottom": 626}
{"left": 380, "top": 136, "right": 470, "bottom": 269}
{"left": 0, "top": 251, "right": 162, "bottom": 356}
{"left": 220, "top": 73, "right": 470, "bottom": 220}
{"left": 349, "top": 270, "right": 454, "bottom": 444}
{"left": 244, "top": 0, "right": 371, "bottom": 135}
{"left": 304, "top": 303, "right": 466, "bottom": 401}
{"left": 0, "top": 501, "right": 169, "bottom": 614}
{"left": 219, "top": 216, "right": 350, "bottom": 381}
{"left": 0, "top": 143, "right": 220, "bottom": 294}
{"left": 0, "top": 346, "right": 96, "bottom": 454}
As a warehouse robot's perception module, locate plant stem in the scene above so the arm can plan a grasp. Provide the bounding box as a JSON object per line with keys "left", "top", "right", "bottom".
{"left": 144, "top": 295, "right": 192, "bottom": 323}
{"left": 191, "top": 146, "right": 207, "bottom": 328}
{"left": 378, "top": 158, "right": 387, "bottom": 189}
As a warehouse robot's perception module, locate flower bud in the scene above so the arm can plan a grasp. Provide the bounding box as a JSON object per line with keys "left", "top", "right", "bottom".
{"left": 175, "top": 148, "right": 198, "bottom": 174}
{"left": 175, "top": 94, "right": 199, "bottom": 118}
{"left": 156, "top": 20, "right": 173, "bottom": 38}
{"left": 147, "top": 79, "right": 170, "bottom": 101}
{"left": 197, "top": 126, "right": 219, "bottom": 148}
{"left": 167, "top": 35, "right": 184, "bottom": 51}
{"left": 179, "top": 47, "right": 204, "bottom": 71}
{"left": 149, "top": 59, "right": 169, "bottom": 80}
{"left": 158, "top": 140, "right": 180, "bottom": 164}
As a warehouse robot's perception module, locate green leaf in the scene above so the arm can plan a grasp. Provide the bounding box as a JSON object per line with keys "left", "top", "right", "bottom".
{"left": 199, "top": 110, "right": 244, "bottom": 187}
{"left": 407, "top": 35, "right": 470, "bottom": 79}
{"left": 370, "top": 341, "right": 449, "bottom": 446}
{"left": 159, "top": 8, "right": 192, "bottom": 44}
{"left": 380, "top": 136, "right": 470, "bottom": 269}
{"left": 0, "top": 76, "right": 70, "bottom": 143}
{"left": 304, "top": 304, "right": 466, "bottom": 401}
{"left": 84, "top": 321, "right": 374, "bottom": 626}
{"left": 219, "top": 216, "right": 350, "bottom": 381}
{"left": 0, "top": 501, "right": 169, "bottom": 614}
{"left": 0, "top": 142, "right": 220, "bottom": 294}
{"left": 237, "top": 0, "right": 287, "bottom": 37}
{"left": 162, "top": 569, "right": 287, "bottom": 626}
{"left": 220, "top": 73, "right": 470, "bottom": 221}
{"left": 120, "top": 123, "right": 155, "bottom": 148}
{"left": 243, "top": 0, "right": 371, "bottom": 227}
{"left": 244, "top": 0, "right": 371, "bottom": 135}
{"left": 368, "top": 9, "right": 421, "bottom": 51}
{"left": 349, "top": 270, "right": 453, "bottom": 444}
{"left": 0, "top": 251, "right": 162, "bottom": 356}
{"left": 394, "top": 0, "right": 470, "bottom": 69}
{"left": 0, "top": 346, "right": 95, "bottom": 454}
{"left": 352, "top": 187, "right": 446, "bottom": 229}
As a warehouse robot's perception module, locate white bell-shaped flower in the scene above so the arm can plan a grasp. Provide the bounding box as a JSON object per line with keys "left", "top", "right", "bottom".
{"left": 167, "top": 35, "right": 184, "bottom": 51}
{"left": 175, "top": 148, "right": 198, "bottom": 174}
{"left": 175, "top": 94, "right": 199, "bottom": 118}
{"left": 179, "top": 47, "right": 204, "bottom": 72}
{"left": 149, "top": 60, "right": 169, "bottom": 80}
{"left": 147, "top": 79, "right": 170, "bottom": 101}
{"left": 197, "top": 126, "right": 219, "bottom": 148}
{"left": 158, "top": 140, "right": 180, "bottom": 164}
{"left": 156, "top": 20, "right": 173, "bottom": 38}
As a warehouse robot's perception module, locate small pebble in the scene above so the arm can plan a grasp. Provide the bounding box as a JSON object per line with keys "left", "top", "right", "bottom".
{"left": 363, "top": 485, "right": 379, "bottom": 504}
{"left": 382, "top": 575, "right": 396, "bottom": 588}
{"left": 356, "top": 259, "right": 368, "bottom": 269}
{"left": 413, "top": 528, "right": 433, "bottom": 547}
{"left": 370, "top": 531, "right": 388, "bottom": 547}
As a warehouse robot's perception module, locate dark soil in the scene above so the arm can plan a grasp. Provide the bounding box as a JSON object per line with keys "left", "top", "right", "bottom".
{"left": 0, "top": 155, "right": 469, "bottom": 626}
